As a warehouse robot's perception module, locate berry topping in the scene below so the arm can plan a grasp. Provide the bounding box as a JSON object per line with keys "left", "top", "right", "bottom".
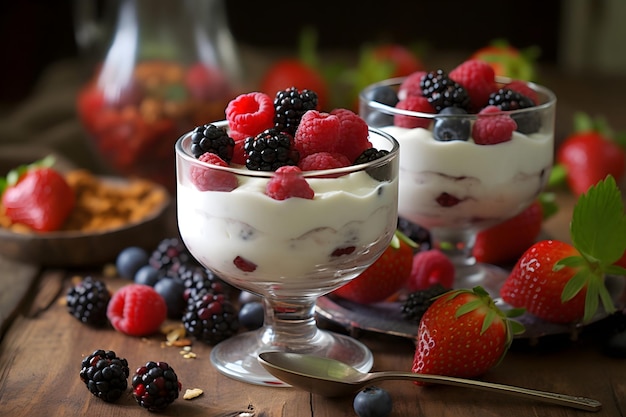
{"left": 265, "top": 166, "right": 315, "bottom": 200}
{"left": 189, "top": 123, "right": 235, "bottom": 162}
{"left": 183, "top": 291, "right": 239, "bottom": 345}
{"left": 273, "top": 87, "right": 319, "bottom": 136}
{"left": 293, "top": 110, "right": 340, "bottom": 159}
{"left": 244, "top": 128, "right": 299, "bottom": 171}
{"left": 488, "top": 87, "right": 535, "bottom": 111}
{"left": 106, "top": 284, "right": 167, "bottom": 336}
{"left": 299, "top": 152, "right": 351, "bottom": 171}
{"left": 354, "top": 148, "right": 392, "bottom": 181}
{"left": 449, "top": 59, "right": 497, "bottom": 111}
{"left": 472, "top": 105, "right": 518, "bottom": 145}
{"left": 393, "top": 95, "right": 434, "bottom": 128}
{"left": 233, "top": 255, "right": 257, "bottom": 272}
{"left": 398, "top": 70, "right": 427, "bottom": 99}
{"left": 132, "top": 361, "right": 181, "bottom": 411}
{"left": 506, "top": 79, "right": 539, "bottom": 104}
{"left": 433, "top": 107, "right": 471, "bottom": 142}
{"left": 436, "top": 192, "right": 463, "bottom": 207}
{"left": 66, "top": 277, "right": 111, "bottom": 326}
{"left": 330, "top": 108, "right": 372, "bottom": 162}
{"left": 420, "top": 69, "right": 470, "bottom": 112}
{"left": 191, "top": 152, "right": 238, "bottom": 191}
{"left": 406, "top": 249, "right": 455, "bottom": 292}
{"left": 226, "top": 92, "right": 275, "bottom": 138}
{"left": 80, "top": 349, "right": 129, "bottom": 403}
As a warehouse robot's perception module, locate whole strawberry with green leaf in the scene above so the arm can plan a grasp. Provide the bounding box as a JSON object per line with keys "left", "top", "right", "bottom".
{"left": 332, "top": 230, "right": 415, "bottom": 304}
{"left": 501, "top": 176, "right": 626, "bottom": 323}
{"left": 0, "top": 156, "right": 75, "bottom": 232}
{"left": 553, "top": 112, "right": 626, "bottom": 196}
{"left": 412, "top": 286, "right": 524, "bottom": 381}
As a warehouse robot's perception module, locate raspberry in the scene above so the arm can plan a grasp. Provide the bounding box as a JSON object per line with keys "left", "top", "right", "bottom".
{"left": 80, "top": 349, "right": 129, "bottom": 403}
{"left": 231, "top": 139, "right": 247, "bottom": 165}
{"left": 226, "top": 92, "right": 275, "bottom": 138}
{"left": 449, "top": 59, "right": 497, "bottom": 111}
{"left": 506, "top": 80, "right": 538, "bottom": 104}
{"left": 190, "top": 153, "right": 238, "bottom": 191}
{"left": 265, "top": 166, "right": 314, "bottom": 200}
{"left": 106, "top": 284, "right": 167, "bottom": 336}
{"left": 393, "top": 96, "right": 434, "bottom": 128}
{"left": 293, "top": 110, "right": 340, "bottom": 159}
{"left": 472, "top": 105, "right": 517, "bottom": 145}
{"left": 330, "top": 108, "right": 372, "bottom": 162}
{"left": 132, "top": 361, "right": 181, "bottom": 411}
{"left": 398, "top": 70, "right": 426, "bottom": 100}
{"left": 406, "top": 249, "right": 455, "bottom": 292}
{"left": 299, "top": 152, "right": 351, "bottom": 171}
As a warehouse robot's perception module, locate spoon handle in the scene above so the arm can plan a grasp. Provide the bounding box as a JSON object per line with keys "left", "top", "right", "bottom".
{"left": 367, "top": 371, "right": 601, "bottom": 412}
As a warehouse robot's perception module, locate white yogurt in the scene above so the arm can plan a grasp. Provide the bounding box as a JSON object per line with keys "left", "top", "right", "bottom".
{"left": 382, "top": 126, "right": 553, "bottom": 230}
{"left": 177, "top": 168, "right": 398, "bottom": 296}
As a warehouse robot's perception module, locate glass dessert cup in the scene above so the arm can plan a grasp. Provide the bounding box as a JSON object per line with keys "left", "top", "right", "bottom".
{"left": 175, "top": 123, "right": 399, "bottom": 386}
{"left": 360, "top": 77, "right": 556, "bottom": 295}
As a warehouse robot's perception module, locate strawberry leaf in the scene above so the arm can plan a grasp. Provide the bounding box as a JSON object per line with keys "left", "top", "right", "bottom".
{"left": 570, "top": 175, "right": 626, "bottom": 266}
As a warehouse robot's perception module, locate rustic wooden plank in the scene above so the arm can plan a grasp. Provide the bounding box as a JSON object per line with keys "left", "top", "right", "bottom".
{"left": 0, "top": 256, "right": 39, "bottom": 337}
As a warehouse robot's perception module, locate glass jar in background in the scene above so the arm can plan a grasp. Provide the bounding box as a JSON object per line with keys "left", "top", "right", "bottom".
{"left": 75, "top": 0, "right": 244, "bottom": 191}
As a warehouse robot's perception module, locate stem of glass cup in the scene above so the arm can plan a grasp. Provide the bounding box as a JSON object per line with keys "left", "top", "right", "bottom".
{"left": 259, "top": 297, "right": 322, "bottom": 349}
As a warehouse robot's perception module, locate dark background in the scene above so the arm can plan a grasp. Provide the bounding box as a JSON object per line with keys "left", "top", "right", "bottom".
{"left": 0, "top": 0, "right": 561, "bottom": 105}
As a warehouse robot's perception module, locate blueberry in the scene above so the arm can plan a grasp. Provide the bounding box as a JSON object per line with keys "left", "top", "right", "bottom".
{"left": 153, "top": 277, "right": 186, "bottom": 319}
{"left": 353, "top": 386, "right": 392, "bottom": 417}
{"left": 238, "top": 290, "right": 261, "bottom": 305}
{"left": 363, "top": 85, "right": 399, "bottom": 107}
{"left": 116, "top": 247, "right": 149, "bottom": 280}
{"left": 134, "top": 265, "right": 160, "bottom": 286}
{"left": 238, "top": 301, "right": 264, "bottom": 330}
{"left": 433, "top": 107, "right": 470, "bottom": 142}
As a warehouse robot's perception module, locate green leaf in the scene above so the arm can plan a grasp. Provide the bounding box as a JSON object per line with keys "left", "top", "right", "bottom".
{"left": 508, "top": 320, "right": 526, "bottom": 336}
{"left": 583, "top": 281, "right": 600, "bottom": 322}
{"left": 554, "top": 255, "right": 587, "bottom": 270}
{"left": 538, "top": 192, "right": 559, "bottom": 220}
{"left": 561, "top": 269, "right": 589, "bottom": 302}
{"left": 570, "top": 175, "right": 626, "bottom": 265}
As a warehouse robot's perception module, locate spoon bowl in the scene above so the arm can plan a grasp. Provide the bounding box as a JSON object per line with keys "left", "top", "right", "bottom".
{"left": 258, "top": 352, "right": 602, "bottom": 412}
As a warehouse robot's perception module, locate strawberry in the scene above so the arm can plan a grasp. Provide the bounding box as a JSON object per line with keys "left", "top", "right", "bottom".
{"left": 501, "top": 176, "right": 626, "bottom": 323}
{"left": 260, "top": 59, "right": 329, "bottom": 111}
{"left": 412, "top": 286, "right": 523, "bottom": 382}
{"left": 473, "top": 198, "right": 548, "bottom": 265}
{"left": 332, "top": 231, "right": 415, "bottom": 304}
{"left": 1, "top": 157, "right": 75, "bottom": 232}
{"left": 554, "top": 113, "right": 626, "bottom": 196}
{"left": 469, "top": 39, "right": 539, "bottom": 81}
{"left": 369, "top": 44, "right": 424, "bottom": 78}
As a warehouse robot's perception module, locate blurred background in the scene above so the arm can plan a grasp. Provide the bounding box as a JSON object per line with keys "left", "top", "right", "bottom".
{"left": 0, "top": 0, "right": 625, "bottom": 180}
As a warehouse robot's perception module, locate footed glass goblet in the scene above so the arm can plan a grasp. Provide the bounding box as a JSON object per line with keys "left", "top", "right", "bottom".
{"left": 360, "top": 77, "right": 556, "bottom": 294}
{"left": 175, "top": 123, "right": 399, "bottom": 386}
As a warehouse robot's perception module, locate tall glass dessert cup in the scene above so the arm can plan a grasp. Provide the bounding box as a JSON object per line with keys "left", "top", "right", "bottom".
{"left": 175, "top": 123, "right": 399, "bottom": 385}
{"left": 360, "top": 77, "right": 556, "bottom": 294}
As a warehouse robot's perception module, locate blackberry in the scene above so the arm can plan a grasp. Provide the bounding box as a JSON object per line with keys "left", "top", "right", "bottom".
{"left": 244, "top": 128, "right": 299, "bottom": 171}
{"left": 273, "top": 87, "right": 318, "bottom": 135}
{"left": 80, "top": 349, "right": 129, "bottom": 403}
{"left": 487, "top": 88, "right": 540, "bottom": 134}
{"left": 420, "top": 69, "right": 470, "bottom": 112}
{"left": 433, "top": 107, "right": 470, "bottom": 142}
{"left": 397, "top": 217, "right": 431, "bottom": 250}
{"left": 132, "top": 361, "right": 181, "bottom": 411}
{"left": 189, "top": 123, "right": 235, "bottom": 161}
{"left": 401, "top": 284, "right": 450, "bottom": 324}
{"left": 178, "top": 264, "right": 229, "bottom": 301}
{"left": 183, "top": 291, "right": 239, "bottom": 345}
{"left": 354, "top": 148, "right": 391, "bottom": 181}
{"left": 149, "top": 237, "right": 197, "bottom": 277}
{"left": 66, "top": 277, "right": 111, "bottom": 326}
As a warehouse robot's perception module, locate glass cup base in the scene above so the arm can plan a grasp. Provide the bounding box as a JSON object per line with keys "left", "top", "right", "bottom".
{"left": 210, "top": 327, "right": 374, "bottom": 386}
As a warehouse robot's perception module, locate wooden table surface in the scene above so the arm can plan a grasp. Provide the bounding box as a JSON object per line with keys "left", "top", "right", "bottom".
{"left": 1, "top": 189, "right": 625, "bottom": 417}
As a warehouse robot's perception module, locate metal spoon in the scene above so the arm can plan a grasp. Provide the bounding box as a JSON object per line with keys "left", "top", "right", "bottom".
{"left": 257, "top": 352, "right": 602, "bottom": 412}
